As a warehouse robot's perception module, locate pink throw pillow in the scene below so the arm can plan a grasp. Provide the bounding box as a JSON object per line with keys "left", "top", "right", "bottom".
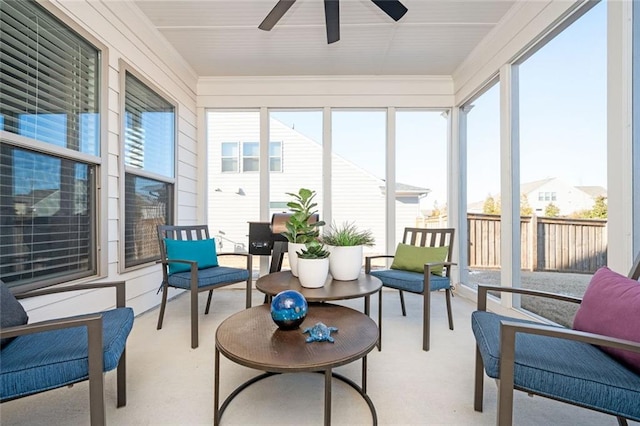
{"left": 573, "top": 266, "right": 640, "bottom": 373}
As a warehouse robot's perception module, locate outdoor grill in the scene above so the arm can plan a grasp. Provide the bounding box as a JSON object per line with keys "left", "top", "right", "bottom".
{"left": 248, "top": 213, "right": 319, "bottom": 273}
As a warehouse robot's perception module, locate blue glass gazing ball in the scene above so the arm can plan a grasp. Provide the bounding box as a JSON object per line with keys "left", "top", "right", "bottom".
{"left": 270, "top": 290, "right": 308, "bottom": 330}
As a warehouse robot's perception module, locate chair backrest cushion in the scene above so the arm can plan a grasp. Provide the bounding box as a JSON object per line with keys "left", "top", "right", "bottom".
{"left": 390, "top": 244, "right": 449, "bottom": 276}
{"left": 0, "top": 280, "right": 29, "bottom": 348}
{"left": 164, "top": 238, "right": 219, "bottom": 275}
{"left": 572, "top": 266, "right": 640, "bottom": 373}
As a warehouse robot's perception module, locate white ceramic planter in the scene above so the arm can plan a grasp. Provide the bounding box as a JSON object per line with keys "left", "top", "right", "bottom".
{"left": 287, "top": 242, "right": 306, "bottom": 277}
{"left": 297, "top": 257, "right": 330, "bottom": 288}
{"left": 327, "top": 245, "right": 363, "bottom": 281}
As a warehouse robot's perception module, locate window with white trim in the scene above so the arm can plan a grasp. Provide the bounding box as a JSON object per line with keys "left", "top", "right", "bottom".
{"left": 221, "top": 142, "right": 239, "bottom": 172}
{"left": 0, "top": 0, "right": 100, "bottom": 290}
{"left": 122, "top": 69, "right": 175, "bottom": 268}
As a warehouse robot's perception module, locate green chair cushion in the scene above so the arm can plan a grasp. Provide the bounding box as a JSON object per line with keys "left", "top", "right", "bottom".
{"left": 390, "top": 244, "right": 448, "bottom": 276}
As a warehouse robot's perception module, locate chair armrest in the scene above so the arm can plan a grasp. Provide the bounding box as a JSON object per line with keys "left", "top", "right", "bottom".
{"left": 365, "top": 255, "right": 394, "bottom": 273}
{"left": 0, "top": 312, "right": 103, "bottom": 341}
{"left": 424, "top": 261, "right": 457, "bottom": 279}
{"left": 476, "top": 284, "right": 582, "bottom": 311}
{"left": 16, "top": 281, "right": 127, "bottom": 308}
{"left": 500, "top": 320, "right": 640, "bottom": 354}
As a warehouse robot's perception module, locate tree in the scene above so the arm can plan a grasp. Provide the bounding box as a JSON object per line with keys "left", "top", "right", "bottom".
{"left": 430, "top": 201, "right": 442, "bottom": 218}
{"left": 571, "top": 196, "right": 607, "bottom": 219}
{"left": 590, "top": 196, "right": 607, "bottom": 219}
{"left": 544, "top": 202, "right": 560, "bottom": 217}
{"left": 483, "top": 195, "right": 500, "bottom": 214}
{"left": 520, "top": 194, "right": 533, "bottom": 216}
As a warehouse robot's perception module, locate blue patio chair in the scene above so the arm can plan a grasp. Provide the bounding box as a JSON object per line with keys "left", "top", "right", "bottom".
{"left": 156, "top": 224, "right": 252, "bottom": 349}
{"left": 472, "top": 253, "right": 640, "bottom": 425}
{"left": 365, "top": 227, "right": 456, "bottom": 351}
{"left": 0, "top": 280, "right": 134, "bottom": 426}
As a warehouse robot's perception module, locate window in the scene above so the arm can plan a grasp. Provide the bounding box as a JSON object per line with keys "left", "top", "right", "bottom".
{"left": 221, "top": 142, "right": 239, "bottom": 172}
{"left": 0, "top": 0, "right": 100, "bottom": 289}
{"left": 518, "top": 1, "right": 606, "bottom": 326}
{"left": 464, "top": 82, "right": 502, "bottom": 291}
{"left": 242, "top": 142, "right": 259, "bottom": 172}
{"left": 538, "top": 192, "right": 544, "bottom": 201}
{"left": 122, "top": 69, "right": 175, "bottom": 268}
{"left": 269, "top": 141, "right": 282, "bottom": 172}
{"left": 221, "top": 141, "right": 282, "bottom": 173}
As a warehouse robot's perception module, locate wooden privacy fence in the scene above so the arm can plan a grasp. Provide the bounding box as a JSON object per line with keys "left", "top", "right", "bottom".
{"left": 420, "top": 214, "right": 607, "bottom": 274}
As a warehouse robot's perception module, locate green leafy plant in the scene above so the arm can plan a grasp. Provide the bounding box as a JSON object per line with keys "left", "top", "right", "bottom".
{"left": 296, "top": 241, "right": 330, "bottom": 259}
{"left": 321, "top": 221, "right": 375, "bottom": 246}
{"left": 281, "top": 188, "right": 326, "bottom": 243}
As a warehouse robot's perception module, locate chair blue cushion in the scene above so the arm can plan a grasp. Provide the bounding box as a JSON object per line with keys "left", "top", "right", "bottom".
{"left": 471, "top": 310, "right": 640, "bottom": 420}
{"left": 370, "top": 269, "right": 451, "bottom": 293}
{"left": 0, "top": 280, "right": 29, "bottom": 348}
{"left": 164, "top": 238, "right": 218, "bottom": 274}
{"left": 0, "top": 307, "right": 134, "bottom": 401}
{"left": 167, "top": 266, "right": 250, "bottom": 289}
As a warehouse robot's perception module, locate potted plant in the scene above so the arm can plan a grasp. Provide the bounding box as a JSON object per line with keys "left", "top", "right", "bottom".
{"left": 281, "top": 188, "right": 325, "bottom": 276}
{"left": 322, "top": 221, "right": 375, "bottom": 281}
{"left": 296, "top": 241, "right": 330, "bottom": 288}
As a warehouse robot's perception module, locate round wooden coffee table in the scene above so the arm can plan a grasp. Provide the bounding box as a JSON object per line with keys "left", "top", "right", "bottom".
{"left": 256, "top": 271, "right": 382, "bottom": 316}
{"left": 214, "top": 303, "right": 379, "bottom": 425}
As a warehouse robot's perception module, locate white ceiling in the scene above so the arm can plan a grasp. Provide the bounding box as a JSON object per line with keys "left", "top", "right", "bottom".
{"left": 133, "top": 0, "right": 517, "bottom": 77}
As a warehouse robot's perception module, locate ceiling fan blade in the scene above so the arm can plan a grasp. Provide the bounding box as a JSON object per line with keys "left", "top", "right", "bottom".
{"left": 324, "top": 0, "right": 340, "bottom": 44}
{"left": 371, "top": 0, "right": 408, "bottom": 21}
{"left": 259, "top": 0, "right": 297, "bottom": 31}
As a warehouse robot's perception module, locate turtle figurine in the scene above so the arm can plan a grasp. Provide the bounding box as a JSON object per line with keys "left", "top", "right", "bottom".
{"left": 303, "top": 322, "right": 338, "bottom": 343}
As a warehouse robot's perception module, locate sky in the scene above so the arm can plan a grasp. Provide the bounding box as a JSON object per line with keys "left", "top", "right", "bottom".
{"left": 273, "top": 1, "right": 607, "bottom": 209}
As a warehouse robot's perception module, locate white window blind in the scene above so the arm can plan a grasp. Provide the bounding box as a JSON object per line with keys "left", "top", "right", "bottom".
{"left": 0, "top": 1, "right": 100, "bottom": 289}
{"left": 123, "top": 71, "right": 175, "bottom": 267}
{"left": 0, "top": 0, "right": 99, "bottom": 155}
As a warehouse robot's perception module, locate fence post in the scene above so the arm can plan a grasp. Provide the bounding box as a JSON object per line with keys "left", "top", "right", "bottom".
{"left": 531, "top": 214, "right": 538, "bottom": 271}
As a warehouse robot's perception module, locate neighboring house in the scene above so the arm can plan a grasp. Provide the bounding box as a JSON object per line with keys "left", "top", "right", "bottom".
{"left": 467, "top": 177, "right": 607, "bottom": 216}
{"left": 207, "top": 115, "right": 430, "bottom": 256}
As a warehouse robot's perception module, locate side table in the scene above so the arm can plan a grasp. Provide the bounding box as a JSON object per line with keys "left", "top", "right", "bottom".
{"left": 214, "top": 303, "right": 379, "bottom": 425}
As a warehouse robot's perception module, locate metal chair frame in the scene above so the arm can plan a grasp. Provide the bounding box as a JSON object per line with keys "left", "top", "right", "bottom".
{"left": 366, "top": 227, "right": 456, "bottom": 351}
{"left": 0, "top": 281, "right": 129, "bottom": 426}
{"left": 157, "top": 224, "right": 252, "bottom": 348}
{"left": 473, "top": 253, "right": 640, "bottom": 425}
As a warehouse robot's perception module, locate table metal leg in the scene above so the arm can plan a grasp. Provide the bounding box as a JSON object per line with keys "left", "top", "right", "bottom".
{"left": 325, "top": 369, "right": 332, "bottom": 426}
{"left": 214, "top": 348, "right": 220, "bottom": 426}
{"left": 364, "top": 295, "right": 370, "bottom": 316}
{"left": 362, "top": 355, "right": 368, "bottom": 394}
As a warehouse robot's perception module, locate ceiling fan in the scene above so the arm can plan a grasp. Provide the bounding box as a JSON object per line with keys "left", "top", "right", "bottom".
{"left": 258, "top": 0, "right": 408, "bottom": 44}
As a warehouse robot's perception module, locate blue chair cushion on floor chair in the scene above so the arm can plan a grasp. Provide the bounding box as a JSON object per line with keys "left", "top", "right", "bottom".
{"left": 370, "top": 269, "right": 451, "bottom": 292}
{"left": 472, "top": 310, "right": 640, "bottom": 420}
{"left": 167, "top": 266, "right": 250, "bottom": 289}
{"left": 1, "top": 307, "right": 134, "bottom": 400}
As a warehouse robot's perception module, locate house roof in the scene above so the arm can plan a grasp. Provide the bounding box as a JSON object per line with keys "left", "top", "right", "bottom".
{"left": 576, "top": 186, "right": 607, "bottom": 199}
{"left": 393, "top": 182, "right": 430, "bottom": 196}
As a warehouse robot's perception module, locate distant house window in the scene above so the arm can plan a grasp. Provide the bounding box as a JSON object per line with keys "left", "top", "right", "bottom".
{"left": 242, "top": 142, "right": 260, "bottom": 172}
{"left": 544, "top": 192, "right": 551, "bottom": 201}
{"left": 538, "top": 192, "right": 544, "bottom": 201}
{"left": 230, "top": 141, "right": 282, "bottom": 173}
{"left": 270, "top": 141, "right": 282, "bottom": 172}
{"left": 551, "top": 192, "right": 557, "bottom": 201}
{"left": 221, "top": 142, "right": 239, "bottom": 172}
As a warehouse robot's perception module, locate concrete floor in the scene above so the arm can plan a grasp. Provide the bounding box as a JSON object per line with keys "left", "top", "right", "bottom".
{"left": 1, "top": 287, "right": 634, "bottom": 425}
